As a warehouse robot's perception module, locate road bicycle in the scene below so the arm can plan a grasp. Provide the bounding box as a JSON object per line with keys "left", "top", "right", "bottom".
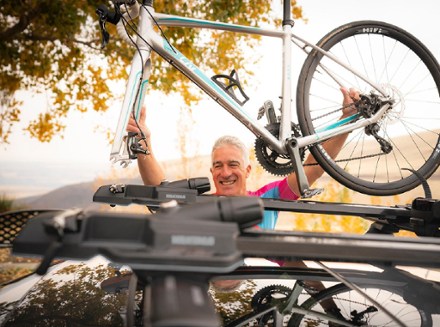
{"left": 97, "top": 260, "right": 440, "bottom": 327}
{"left": 211, "top": 263, "right": 440, "bottom": 327}
{"left": 96, "top": 0, "right": 440, "bottom": 197}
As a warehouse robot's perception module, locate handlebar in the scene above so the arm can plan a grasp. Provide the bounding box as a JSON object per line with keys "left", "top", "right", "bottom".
{"left": 96, "top": 0, "right": 141, "bottom": 48}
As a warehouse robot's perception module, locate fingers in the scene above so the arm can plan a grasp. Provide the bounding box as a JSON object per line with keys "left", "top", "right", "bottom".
{"left": 340, "top": 87, "right": 353, "bottom": 106}
{"left": 340, "top": 87, "right": 360, "bottom": 116}
{"left": 126, "top": 114, "right": 138, "bottom": 133}
{"left": 341, "top": 87, "right": 360, "bottom": 105}
{"left": 126, "top": 106, "right": 147, "bottom": 135}
{"left": 348, "top": 87, "right": 360, "bottom": 101}
{"left": 139, "top": 105, "right": 146, "bottom": 122}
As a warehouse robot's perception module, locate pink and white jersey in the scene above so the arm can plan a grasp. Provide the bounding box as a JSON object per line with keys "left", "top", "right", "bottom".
{"left": 247, "top": 178, "right": 299, "bottom": 229}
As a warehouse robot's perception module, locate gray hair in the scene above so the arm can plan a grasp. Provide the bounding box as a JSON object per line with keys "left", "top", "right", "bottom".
{"left": 211, "top": 135, "right": 250, "bottom": 166}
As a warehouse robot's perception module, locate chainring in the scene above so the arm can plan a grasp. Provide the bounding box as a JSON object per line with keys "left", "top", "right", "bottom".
{"left": 254, "top": 123, "right": 304, "bottom": 176}
{"left": 251, "top": 284, "right": 293, "bottom": 324}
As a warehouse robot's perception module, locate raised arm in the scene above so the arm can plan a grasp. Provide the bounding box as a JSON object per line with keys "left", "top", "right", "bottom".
{"left": 287, "top": 87, "right": 359, "bottom": 196}
{"left": 126, "top": 106, "right": 166, "bottom": 186}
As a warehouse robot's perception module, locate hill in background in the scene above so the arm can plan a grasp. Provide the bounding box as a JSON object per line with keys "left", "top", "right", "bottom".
{"left": 12, "top": 150, "right": 438, "bottom": 214}
{"left": 13, "top": 156, "right": 213, "bottom": 211}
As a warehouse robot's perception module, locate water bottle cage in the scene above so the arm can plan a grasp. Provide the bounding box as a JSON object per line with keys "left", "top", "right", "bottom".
{"left": 211, "top": 69, "right": 249, "bottom": 106}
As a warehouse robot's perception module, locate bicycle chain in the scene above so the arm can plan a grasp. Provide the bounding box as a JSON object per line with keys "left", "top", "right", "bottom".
{"left": 304, "top": 152, "right": 386, "bottom": 166}
{"left": 311, "top": 101, "right": 356, "bottom": 121}
{"left": 332, "top": 295, "right": 377, "bottom": 307}
{"left": 303, "top": 99, "right": 385, "bottom": 166}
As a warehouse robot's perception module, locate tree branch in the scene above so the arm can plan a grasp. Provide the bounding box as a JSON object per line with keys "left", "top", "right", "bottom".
{"left": 0, "top": 5, "right": 42, "bottom": 41}
{"left": 21, "top": 34, "right": 102, "bottom": 50}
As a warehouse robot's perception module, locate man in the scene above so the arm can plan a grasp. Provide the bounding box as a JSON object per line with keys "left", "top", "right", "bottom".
{"left": 126, "top": 87, "right": 359, "bottom": 229}
{"left": 127, "top": 88, "right": 358, "bottom": 320}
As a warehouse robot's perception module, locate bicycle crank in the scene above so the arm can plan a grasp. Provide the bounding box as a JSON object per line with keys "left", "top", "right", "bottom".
{"left": 254, "top": 123, "right": 304, "bottom": 176}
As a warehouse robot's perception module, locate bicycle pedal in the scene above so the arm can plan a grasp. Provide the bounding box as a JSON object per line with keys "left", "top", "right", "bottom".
{"left": 302, "top": 188, "right": 324, "bottom": 198}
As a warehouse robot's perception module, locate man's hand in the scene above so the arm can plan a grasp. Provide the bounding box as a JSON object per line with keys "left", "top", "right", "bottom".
{"left": 126, "top": 106, "right": 166, "bottom": 185}
{"left": 126, "top": 106, "right": 150, "bottom": 139}
{"left": 341, "top": 87, "right": 359, "bottom": 118}
{"left": 126, "top": 106, "right": 151, "bottom": 155}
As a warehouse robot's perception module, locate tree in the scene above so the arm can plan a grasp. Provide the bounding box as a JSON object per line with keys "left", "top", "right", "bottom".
{"left": 0, "top": 263, "right": 129, "bottom": 326}
{"left": 0, "top": 0, "right": 303, "bottom": 144}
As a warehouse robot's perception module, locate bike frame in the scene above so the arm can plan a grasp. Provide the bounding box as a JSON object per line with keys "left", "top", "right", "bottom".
{"left": 110, "top": 0, "right": 390, "bottom": 195}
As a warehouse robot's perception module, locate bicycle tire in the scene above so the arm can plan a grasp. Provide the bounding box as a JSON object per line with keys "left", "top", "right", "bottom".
{"left": 287, "top": 282, "right": 433, "bottom": 327}
{"left": 296, "top": 21, "right": 440, "bottom": 195}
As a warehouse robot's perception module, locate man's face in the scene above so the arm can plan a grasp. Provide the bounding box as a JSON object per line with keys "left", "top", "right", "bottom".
{"left": 210, "top": 145, "right": 251, "bottom": 196}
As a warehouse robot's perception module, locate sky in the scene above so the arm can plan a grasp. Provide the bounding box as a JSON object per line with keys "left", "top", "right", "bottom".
{"left": 1, "top": 0, "right": 439, "bottom": 198}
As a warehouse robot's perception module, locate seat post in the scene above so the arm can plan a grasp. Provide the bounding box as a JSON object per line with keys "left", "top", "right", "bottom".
{"left": 282, "top": 0, "right": 295, "bottom": 27}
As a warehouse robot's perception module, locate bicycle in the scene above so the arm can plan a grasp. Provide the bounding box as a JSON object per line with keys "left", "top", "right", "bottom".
{"left": 211, "top": 263, "right": 440, "bottom": 327}
{"left": 96, "top": 0, "right": 440, "bottom": 197}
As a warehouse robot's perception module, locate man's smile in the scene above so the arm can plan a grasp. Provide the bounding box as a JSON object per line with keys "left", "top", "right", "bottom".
{"left": 220, "top": 180, "right": 236, "bottom": 185}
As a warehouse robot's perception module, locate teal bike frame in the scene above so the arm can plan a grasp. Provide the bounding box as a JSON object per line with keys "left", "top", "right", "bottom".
{"left": 109, "top": 1, "right": 390, "bottom": 196}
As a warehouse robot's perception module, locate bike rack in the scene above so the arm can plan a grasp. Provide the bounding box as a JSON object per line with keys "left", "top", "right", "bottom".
{"left": 3, "top": 180, "right": 440, "bottom": 327}
{"left": 5, "top": 180, "right": 440, "bottom": 269}
{"left": 92, "top": 180, "right": 440, "bottom": 237}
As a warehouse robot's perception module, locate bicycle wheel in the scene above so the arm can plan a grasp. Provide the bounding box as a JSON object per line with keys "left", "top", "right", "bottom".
{"left": 296, "top": 21, "right": 440, "bottom": 195}
{"left": 288, "top": 283, "right": 433, "bottom": 327}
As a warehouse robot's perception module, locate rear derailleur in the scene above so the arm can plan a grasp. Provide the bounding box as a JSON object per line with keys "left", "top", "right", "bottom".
{"left": 357, "top": 93, "right": 393, "bottom": 154}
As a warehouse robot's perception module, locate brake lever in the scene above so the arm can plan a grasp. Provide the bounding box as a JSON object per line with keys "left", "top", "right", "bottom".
{"left": 98, "top": 18, "right": 110, "bottom": 49}
{"left": 96, "top": 4, "right": 121, "bottom": 49}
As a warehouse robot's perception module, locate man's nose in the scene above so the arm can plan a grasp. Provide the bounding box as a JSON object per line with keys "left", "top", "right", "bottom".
{"left": 220, "top": 165, "right": 232, "bottom": 176}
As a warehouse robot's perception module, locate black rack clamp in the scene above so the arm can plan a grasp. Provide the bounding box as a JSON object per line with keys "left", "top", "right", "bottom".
{"left": 409, "top": 197, "right": 440, "bottom": 237}
{"left": 93, "top": 177, "right": 211, "bottom": 209}
{"left": 12, "top": 196, "right": 263, "bottom": 327}
{"left": 13, "top": 196, "right": 263, "bottom": 274}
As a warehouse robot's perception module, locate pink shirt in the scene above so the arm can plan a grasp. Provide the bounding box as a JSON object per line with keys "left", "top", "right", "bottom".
{"left": 247, "top": 178, "right": 298, "bottom": 229}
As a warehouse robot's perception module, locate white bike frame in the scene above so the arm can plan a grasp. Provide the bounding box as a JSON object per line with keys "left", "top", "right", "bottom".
{"left": 109, "top": 1, "right": 390, "bottom": 196}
